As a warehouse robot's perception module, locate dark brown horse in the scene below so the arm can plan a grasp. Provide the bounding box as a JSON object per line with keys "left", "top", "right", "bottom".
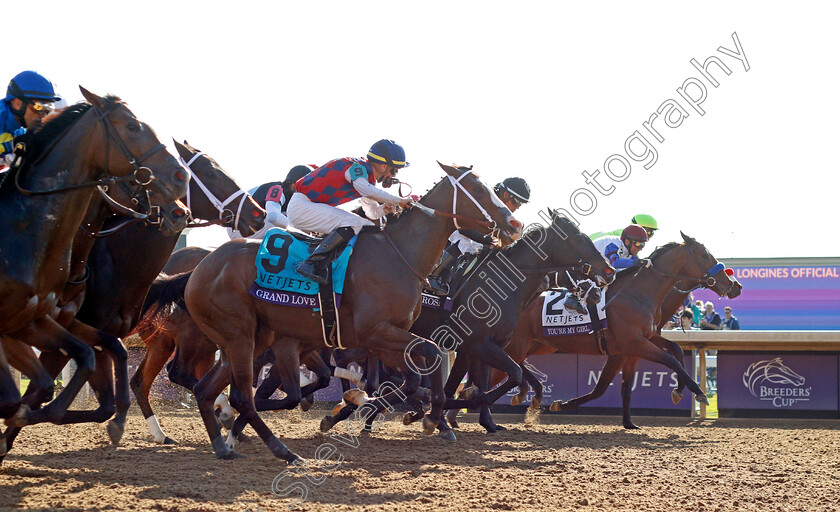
{"left": 153, "top": 163, "right": 522, "bottom": 460}
{"left": 493, "top": 271, "right": 742, "bottom": 428}
{"left": 478, "top": 234, "right": 733, "bottom": 426}
{"left": 0, "top": 88, "right": 188, "bottom": 430}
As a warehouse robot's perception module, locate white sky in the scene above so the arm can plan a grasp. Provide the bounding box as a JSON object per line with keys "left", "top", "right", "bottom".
{"left": 12, "top": 1, "right": 840, "bottom": 258}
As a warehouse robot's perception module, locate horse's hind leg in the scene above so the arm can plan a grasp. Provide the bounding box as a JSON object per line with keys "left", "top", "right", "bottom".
{"left": 521, "top": 363, "right": 543, "bottom": 410}
{"left": 620, "top": 358, "right": 641, "bottom": 429}
{"left": 6, "top": 317, "right": 95, "bottom": 427}
{"left": 510, "top": 363, "right": 531, "bottom": 406}
{"left": 632, "top": 337, "right": 707, "bottom": 404}
{"left": 193, "top": 355, "right": 237, "bottom": 459}
{"left": 130, "top": 332, "right": 176, "bottom": 444}
{"left": 550, "top": 355, "right": 626, "bottom": 412}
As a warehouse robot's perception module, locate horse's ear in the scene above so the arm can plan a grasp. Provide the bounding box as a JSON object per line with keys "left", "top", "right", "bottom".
{"left": 680, "top": 231, "right": 691, "bottom": 242}
{"left": 437, "top": 161, "right": 461, "bottom": 178}
{"left": 172, "top": 139, "right": 188, "bottom": 159}
{"left": 79, "top": 86, "right": 105, "bottom": 108}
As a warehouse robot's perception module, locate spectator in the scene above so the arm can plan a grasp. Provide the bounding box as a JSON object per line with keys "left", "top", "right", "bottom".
{"left": 699, "top": 301, "right": 722, "bottom": 330}
{"left": 669, "top": 309, "right": 697, "bottom": 330}
{"left": 692, "top": 299, "right": 703, "bottom": 325}
{"left": 721, "top": 306, "right": 741, "bottom": 330}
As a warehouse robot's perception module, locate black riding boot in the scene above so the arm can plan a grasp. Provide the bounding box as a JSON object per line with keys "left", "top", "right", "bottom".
{"left": 296, "top": 226, "right": 355, "bottom": 284}
{"left": 427, "top": 246, "right": 459, "bottom": 296}
{"left": 563, "top": 289, "right": 587, "bottom": 315}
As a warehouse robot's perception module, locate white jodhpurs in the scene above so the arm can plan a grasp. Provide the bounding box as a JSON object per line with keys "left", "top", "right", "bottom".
{"left": 287, "top": 192, "right": 373, "bottom": 235}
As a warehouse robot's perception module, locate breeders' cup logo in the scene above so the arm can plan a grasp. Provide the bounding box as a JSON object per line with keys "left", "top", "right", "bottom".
{"left": 742, "top": 358, "right": 810, "bottom": 408}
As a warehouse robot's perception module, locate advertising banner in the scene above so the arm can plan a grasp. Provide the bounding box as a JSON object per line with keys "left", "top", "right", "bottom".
{"left": 718, "top": 352, "right": 839, "bottom": 415}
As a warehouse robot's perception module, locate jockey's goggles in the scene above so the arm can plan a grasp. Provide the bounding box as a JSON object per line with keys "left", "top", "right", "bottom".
{"left": 509, "top": 195, "right": 523, "bottom": 207}
{"left": 29, "top": 100, "right": 55, "bottom": 116}
{"left": 644, "top": 228, "right": 655, "bottom": 238}
{"left": 630, "top": 241, "right": 645, "bottom": 248}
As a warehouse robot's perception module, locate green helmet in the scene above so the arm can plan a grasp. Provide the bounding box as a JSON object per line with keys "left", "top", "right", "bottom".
{"left": 631, "top": 214, "right": 658, "bottom": 230}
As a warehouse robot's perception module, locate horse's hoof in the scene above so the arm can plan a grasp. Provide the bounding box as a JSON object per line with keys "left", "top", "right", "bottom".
{"left": 106, "top": 420, "right": 125, "bottom": 445}
{"left": 332, "top": 400, "right": 346, "bottom": 416}
{"left": 320, "top": 416, "right": 336, "bottom": 433}
{"left": 438, "top": 430, "right": 457, "bottom": 442}
{"left": 0, "top": 438, "right": 6, "bottom": 457}
{"left": 548, "top": 401, "right": 562, "bottom": 412}
{"left": 163, "top": 437, "right": 177, "bottom": 445}
{"left": 300, "top": 395, "right": 314, "bottom": 412}
{"left": 218, "top": 450, "right": 244, "bottom": 460}
{"left": 4, "top": 405, "right": 29, "bottom": 428}
{"left": 529, "top": 399, "right": 542, "bottom": 410}
{"left": 459, "top": 385, "right": 479, "bottom": 401}
{"left": 623, "top": 423, "right": 641, "bottom": 430}
{"left": 696, "top": 395, "right": 710, "bottom": 406}
{"left": 421, "top": 415, "right": 436, "bottom": 435}
{"left": 493, "top": 424, "right": 507, "bottom": 431}
{"left": 510, "top": 394, "right": 524, "bottom": 406}
{"left": 671, "top": 389, "right": 684, "bottom": 404}
{"left": 403, "top": 412, "right": 416, "bottom": 425}
{"left": 343, "top": 389, "right": 369, "bottom": 407}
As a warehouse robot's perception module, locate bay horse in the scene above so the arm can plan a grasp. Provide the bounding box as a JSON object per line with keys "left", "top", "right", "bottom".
{"left": 491, "top": 272, "right": 742, "bottom": 428}
{"left": 0, "top": 88, "right": 188, "bottom": 431}
{"left": 340, "top": 212, "right": 615, "bottom": 434}
{"left": 152, "top": 163, "right": 522, "bottom": 460}
{"left": 478, "top": 234, "right": 732, "bottom": 426}
{"left": 12, "top": 141, "right": 263, "bottom": 444}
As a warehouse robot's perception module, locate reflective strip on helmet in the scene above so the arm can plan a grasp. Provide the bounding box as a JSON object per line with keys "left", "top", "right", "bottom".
{"left": 367, "top": 150, "right": 407, "bottom": 167}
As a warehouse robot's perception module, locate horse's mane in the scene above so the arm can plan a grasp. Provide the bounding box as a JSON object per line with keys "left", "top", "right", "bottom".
{"left": 649, "top": 242, "right": 681, "bottom": 261}
{"left": 25, "top": 95, "right": 123, "bottom": 163}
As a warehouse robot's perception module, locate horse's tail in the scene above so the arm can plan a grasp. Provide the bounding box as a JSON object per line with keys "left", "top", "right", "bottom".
{"left": 131, "top": 271, "right": 193, "bottom": 336}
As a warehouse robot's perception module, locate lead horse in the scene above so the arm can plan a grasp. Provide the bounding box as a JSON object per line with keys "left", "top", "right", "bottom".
{"left": 0, "top": 88, "right": 188, "bottom": 434}
{"left": 159, "top": 163, "right": 522, "bottom": 460}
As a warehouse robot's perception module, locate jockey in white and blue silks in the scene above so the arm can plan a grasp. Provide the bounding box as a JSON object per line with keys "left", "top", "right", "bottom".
{"left": 1, "top": 70, "right": 61, "bottom": 167}
{"left": 564, "top": 224, "right": 651, "bottom": 314}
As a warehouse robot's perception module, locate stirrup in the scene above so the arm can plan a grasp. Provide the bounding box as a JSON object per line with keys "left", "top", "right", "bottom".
{"left": 563, "top": 295, "right": 587, "bottom": 315}
{"left": 296, "top": 262, "right": 328, "bottom": 285}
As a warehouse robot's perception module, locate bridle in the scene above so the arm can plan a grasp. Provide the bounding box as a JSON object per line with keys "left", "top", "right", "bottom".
{"left": 650, "top": 244, "right": 734, "bottom": 296}
{"left": 179, "top": 151, "right": 250, "bottom": 229}
{"left": 15, "top": 102, "right": 164, "bottom": 206}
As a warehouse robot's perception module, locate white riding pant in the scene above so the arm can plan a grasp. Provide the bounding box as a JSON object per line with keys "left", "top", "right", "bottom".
{"left": 287, "top": 192, "right": 373, "bottom": 235}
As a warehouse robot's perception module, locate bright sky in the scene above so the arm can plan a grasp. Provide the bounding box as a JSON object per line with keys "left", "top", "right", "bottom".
{"left": 13, "top": 1, "right": 840, "bottom": 258}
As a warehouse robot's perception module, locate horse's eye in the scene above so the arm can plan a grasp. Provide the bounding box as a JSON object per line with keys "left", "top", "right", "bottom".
{"left": 127, "top": 122, "right": 141, "bottom": 132}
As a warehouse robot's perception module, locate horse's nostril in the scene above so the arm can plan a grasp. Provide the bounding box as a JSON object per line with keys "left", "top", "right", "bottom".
{"left": 175, "top": 170, "right": 187, "bottom": 182}
{"left": 604, "top": 267, "right": 614, "bottom": 275}
{"left": 252, "top": 209, "right": 262, "bottom": 218}
{"left": 174, "top": 208, "right": 185, "bottom": 218}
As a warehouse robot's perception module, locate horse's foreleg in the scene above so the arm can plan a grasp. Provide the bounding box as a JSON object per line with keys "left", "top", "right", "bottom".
{"left": 521, "top": 363, "right": 543, "bottom": 410}
{"left": 550, "top": 355, "right": 626, "bottom": 412}
{"left": 130, "top": 332, "right": 176, "bottom": 444}
{"left": 650, "top": 334, "right": 687, "bottom": 403}
{"left": 631, "top": 337, "right": 708, "bottom": 404}
{"left": 193, "top": 356, "right": 237, "bottom": 459}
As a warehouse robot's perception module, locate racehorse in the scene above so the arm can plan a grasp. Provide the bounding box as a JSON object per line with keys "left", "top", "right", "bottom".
{"left": 475, "top": 234, "right": 732, "bottom": 425}
{"left": 0, "top": 88, "right": 188, "bottom": 431}
{"left": 340, "top": 212, "right": 615, "bottom": 434}
{"left": 147, "top": 163, "right": 522, "bottom": 460}
{"left": 494, "top": 269, "right": 741, "bottom": 428}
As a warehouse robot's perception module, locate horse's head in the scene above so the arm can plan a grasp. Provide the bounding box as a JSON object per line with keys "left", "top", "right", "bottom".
{"left": 79, "top": 87, "right": 188, "bottom": 205}
{"left": 173, "top": 140, "right": 266, "bottom": 236}
{"left": 93, "top": 178, "right": 189, "bottom": 237}
{"left": 678, "top": 232, "right": 740, "bottom": 298}
{"left": 434, "top": 162, "right": 522, "bottom": 246}
{"left": 540, "top": 210, "right": 615, "bottom": 287}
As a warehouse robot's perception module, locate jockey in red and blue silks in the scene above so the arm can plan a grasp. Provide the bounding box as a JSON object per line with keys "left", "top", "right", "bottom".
{"left": 288, "top": 139, "right": 412, "bottom": 284}
{"left": 1, "top": 71, "right": 61, "bottom": 167}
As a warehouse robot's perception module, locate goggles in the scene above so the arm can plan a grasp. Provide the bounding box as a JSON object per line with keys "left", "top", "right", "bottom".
{"left": 630, "top": 241, "right": 645, "bottom": 248}
{"left": 29, "top": 100, "right": 55, "bottom": 117}
{"left": 644, "top": 228, "right": 656, "bottom": 238}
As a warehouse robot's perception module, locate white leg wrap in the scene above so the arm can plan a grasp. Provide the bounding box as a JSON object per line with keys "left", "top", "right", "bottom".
{"left": 215, "top": 392, "right": 235, "bottom": 421}
{"left": 145, "top": 415, "right": 167, "bottom": 443}
{"left": 225, "top": 429, "right": 237, "bottom": 451}
{"left": 334, "top": 367, "right": 364, "bottom": 385}
{"left": 300, "top": 369, "right": 315, "bottom": 387}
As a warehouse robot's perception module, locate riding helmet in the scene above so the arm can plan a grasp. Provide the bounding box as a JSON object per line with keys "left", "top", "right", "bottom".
{"left": 631, "top": 213, "right": 658, "bottom": 230}
{"left": 283, "top": 165, "right": 313, "bottom": 185}
{"left": 496, "top": 177, "right": 531, "bottom": 204}
{"left": 621, "top": 224, "right": 649, "bottom": 243}
{"left": 5, "top": 71, "right": 61, "bottom": 102}
{"left": 368, "top": 139, "right": 409, "bottom": 168}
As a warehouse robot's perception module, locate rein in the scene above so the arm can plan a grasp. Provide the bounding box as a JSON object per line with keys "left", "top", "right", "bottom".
{"left": 180, "top": 152, "right": 250, "bottom": 230}
{"left": 382, "top": 231, "right": 430, "bottom": 287}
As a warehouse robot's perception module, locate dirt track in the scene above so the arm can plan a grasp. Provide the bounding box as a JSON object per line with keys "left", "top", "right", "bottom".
{"left": 1, "top": 407, "right": 839, "bottom": 512}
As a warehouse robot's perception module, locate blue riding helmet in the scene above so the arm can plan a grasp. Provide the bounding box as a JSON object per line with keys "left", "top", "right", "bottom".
{"left": 367, "top": 139, "right": 409, "bottom": 168}
{"left": 5, "top": 70, "right": 61, "bottom": 102}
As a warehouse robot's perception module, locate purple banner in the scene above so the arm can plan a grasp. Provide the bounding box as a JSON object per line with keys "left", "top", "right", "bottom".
{"left": 492, "top": 354, "right": 692, "bottom": 411}
{"left": 249, "top": 284, "right": 336, "bottom": 309}
{"left": 717, "top": 352, "right": 839, "bottom": 411}
{"left": 693, "top": 265, "right": 840, "bottom": 330}
{"left": 542, "top": 323, "right": 606, "bottom": 336}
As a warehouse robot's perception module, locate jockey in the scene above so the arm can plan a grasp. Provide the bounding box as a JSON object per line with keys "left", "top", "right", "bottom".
{"left": 1, "top": 70, "right": 61, "bottom": 166}
{"left": 227, "top": 164, "right": 314, "bottom": 239}
{"left": 563, "top": 224, "right": 651, "bottom": 314}
{"left": 426, "top": 176, "right": 530, "bottom": 295}
{"left": 289, "top": 139, "right": 413, "bottom": 284}
{"left": 590, "top": 213, "right": 658, "bottom": 241}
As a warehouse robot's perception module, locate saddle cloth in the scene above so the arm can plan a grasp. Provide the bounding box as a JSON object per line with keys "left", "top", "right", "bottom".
{"left": 541, "top": 288, "right": 607, "bottom": 336}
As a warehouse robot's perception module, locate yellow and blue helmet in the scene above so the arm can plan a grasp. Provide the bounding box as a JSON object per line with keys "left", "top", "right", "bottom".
{"left": 368, "top": 139, "right": 409, "bottom": 169}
